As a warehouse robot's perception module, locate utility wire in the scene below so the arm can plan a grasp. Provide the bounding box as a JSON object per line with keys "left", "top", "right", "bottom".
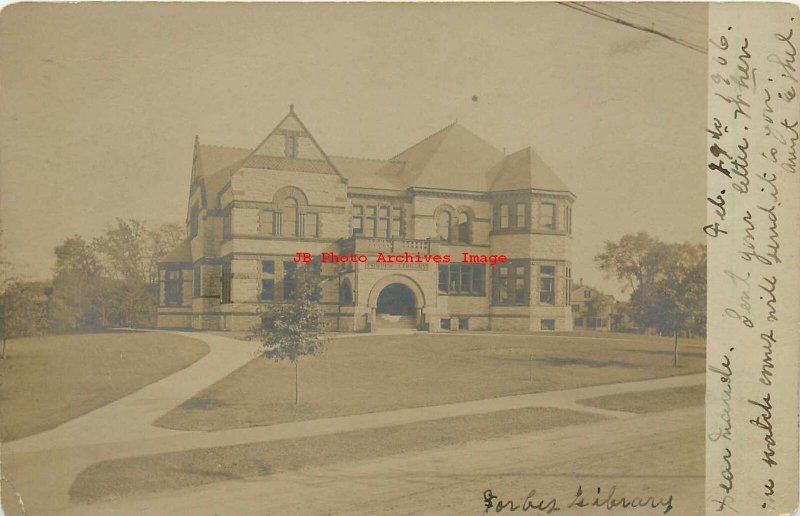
{"left": 559, "top": 2, "right": 708, "bottom": 55}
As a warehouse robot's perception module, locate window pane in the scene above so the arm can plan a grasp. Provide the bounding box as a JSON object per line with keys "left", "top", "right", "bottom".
{"left": 303, "top": 213, "right": 318, "bottom": 237}
{"left": 283, "top": 262, "right": 297, "bottom": 300}
{"left": 390, "top": 217, "right": 401, "bottom": 237}
{"left": 540, "top": 203, "right": 556, "bottom": 229}
{"left": 460, "top": 265, "right": 470, "bottom": 292}
{"left": 261, "top": 279, "right": 274, "bottom": 301}
{"left": 540, "top": 277, "right": 555, "bottom": 304}
{"left": 437, "top": 211, "right": 451, "bottom": 241}
{"left": 439, "top": 265, "right": 448, "bottom": 292}
{"left": 283, "top": 198, "right": 298, "bottom": 236}
{"left": 377, "top": 218, "right": 389, "bottom": 238}
{"left": 515, "top": 277, "right": 526, "bottom": 304}
{"left": 365, "top": 217, "right": 376, "bottom": 237}
{"left": 500, "top": 205, "right": 509, "bottom": 228}
{"left": 449, "top": 263, "right": 459, "bottom": 291}
{"left": 515, "top": 203, "right": 526, "bottom": 227}
{"left": 471, "top": 265, "right": 484, "bottom": 294}
{"left": 262, "top": 260, "right": 274, "bottom": 274}
{"left": 540, "top": 265, "right": 555, "bottom": 276}
{"left": 352, "top": 216, "right": 363, "bottom": 235}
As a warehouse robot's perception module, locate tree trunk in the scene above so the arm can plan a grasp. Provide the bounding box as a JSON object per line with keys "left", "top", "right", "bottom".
{"left": 673, "top": 328, "right": 679, "bottom": 368}
{"left": 294, "top": 360, "right": 299, "bottom": 405}
{"left": 2, "top": 337, "right": 6, "bottom": 359}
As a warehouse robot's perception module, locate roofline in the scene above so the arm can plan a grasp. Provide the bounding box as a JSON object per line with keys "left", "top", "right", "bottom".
{"left": 388, "top": 121, "right": 457, "bottom": 161}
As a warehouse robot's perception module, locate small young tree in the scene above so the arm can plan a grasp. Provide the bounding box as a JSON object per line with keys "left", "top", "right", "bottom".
{"left": 253, "top": 264, "right": 327, "bottom": 405}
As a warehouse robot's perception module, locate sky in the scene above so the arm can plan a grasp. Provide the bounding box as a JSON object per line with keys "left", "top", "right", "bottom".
{"left": 0, "top": 2, "right": 707, "bottom": 297}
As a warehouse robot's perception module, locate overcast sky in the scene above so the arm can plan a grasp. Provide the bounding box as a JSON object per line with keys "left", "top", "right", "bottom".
{"left": 0, "top": 2, "right": 707, "bottom": 296}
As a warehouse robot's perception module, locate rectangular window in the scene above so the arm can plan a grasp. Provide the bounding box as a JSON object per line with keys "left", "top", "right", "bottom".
{"left": 352, "top": 205, "right": 363, "bottom": 235}
{"left": 165, "top": 269, "right": 183, "bottom": 306}
{"left": 438, "top": 264, "right": 485, "bottom": 295}
{"left": 222, "top": 212, "right": 232, "bottom": 240}
{"left": 575, "top": 317, "right": 584, "bottom": 327}
{"left": 540, "top": 319, "right": 556, "bottom": 331}
{"left": 584, "top": 290, "right": 591, "bottom": 299}
{"left": 540, "top": 203, "right": 556, "bottom": 229}
{"left": 565, "top": 267, "right": 572, "bottom": 304}
{"left": 493, "top": 262, "right": 529, "bottom": 306}
{"left": 539, "top": 265, "right": 555, "bottom": 305}
{"left": 261, "top": 279, "right": 274, "bottom": 302}
{"left": 391, "top": 207, "right": 402, "bottom": 237}
{"left": 496, "top": 266, "right": 509, "bottom": 304}
{"left": 515, "top": 202, "right": 526, "bottom": 228}
{"left": 283, "top": 261, "right": 298, "bottom": 301}
{"left": 259, "top": 210, "right": 274, "bottom": 235}
{"left": 572, "top": 304, "right": 581, "bottom": 313}
{"left": 500, "top": 204, "right": 509, "bottom": 228}
{"left": 440, "top": 318, "right": 451, "bottom": 330}
{"left": 221, "top": 263, "right": 232, "bottom": 304}
{"left": 566, "top": 205, "right": 572, "bottom": 234}
{"left": 262, "top": 260, "right": 274, "bottom": 274}
{"left": 193, "top": 266, "right": 201, "bottom": 298}
{"left": 303, "top": 213, "right": 319, "bottom": 238}
{"left": 515, "top": 265, "right": 527, "bottom": 304}
{"left": 352, "top": 204, "right": 403, "bottom": 238}
{"left": 458, "top": 317, "right": 469, "bottom": 330}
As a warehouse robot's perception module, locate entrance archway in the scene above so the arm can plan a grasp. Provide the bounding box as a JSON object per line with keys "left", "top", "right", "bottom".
{"left": 366, "top": 275, "right": 425, "bottom": 332}
{"left": 376, "top": 283, "right": 416, "bottom": 316}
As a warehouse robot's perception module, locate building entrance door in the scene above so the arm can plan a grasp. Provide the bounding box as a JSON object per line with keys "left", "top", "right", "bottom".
{"left": 375, "top": 283, "right": 417, "bottom": 330}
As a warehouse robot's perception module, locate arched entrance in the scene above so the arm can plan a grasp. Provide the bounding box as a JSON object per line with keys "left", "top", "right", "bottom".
{"left": 376, "top": 283, "right": 416, "bottom": 316}
{"left": 367, "top": 275, "right": 425, "bottom": 332}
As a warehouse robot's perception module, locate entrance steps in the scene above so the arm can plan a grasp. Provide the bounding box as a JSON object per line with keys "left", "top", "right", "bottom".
{"left": 376, "top": 314, "right": 417, "bottom": 331}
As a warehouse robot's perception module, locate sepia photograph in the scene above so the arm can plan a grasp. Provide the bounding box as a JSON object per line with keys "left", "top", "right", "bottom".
{"left": 0, "top": 2, "right": 793, "bottom": 515}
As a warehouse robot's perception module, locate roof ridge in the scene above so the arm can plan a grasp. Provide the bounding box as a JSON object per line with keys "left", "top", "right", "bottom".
{"left": 329, "top": 154, "right": 390, "bottom": 163}
{"left": 198, "top": 143, "right": 254, "bottom": 152}
{"left": 388, "top": 121, "right": 458, "bottom": 162}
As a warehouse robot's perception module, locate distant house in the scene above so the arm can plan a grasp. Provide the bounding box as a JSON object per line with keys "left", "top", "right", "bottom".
{"left": 570, "top": 284, "right": 616, "bottom": 331}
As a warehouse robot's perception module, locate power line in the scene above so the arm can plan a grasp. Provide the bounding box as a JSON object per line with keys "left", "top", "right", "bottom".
{"left": 559, "top": 2, "right": 707, "bottom": 55}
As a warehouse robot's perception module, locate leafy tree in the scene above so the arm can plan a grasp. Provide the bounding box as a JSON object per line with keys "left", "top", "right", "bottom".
{"left": 642, "top": 243, "right": 706, "bottom": 366}
{"left": 0, "top": 281, "right": 49, "bottom": 358}
{"left": 253, "top": 264, "right": 327, "bottom": 405}
{"left": 595, "top": 234, "right": 706, "bottom": 365}
{"left": 51, "top": 235, "right": 104, "bottom": 331}
{"left": 93, "top": 218, "right": 163, "bottom": 327}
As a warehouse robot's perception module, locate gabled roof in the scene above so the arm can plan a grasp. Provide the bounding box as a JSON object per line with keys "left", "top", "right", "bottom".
{"left": 388, "top": 123, "right": 506, "bottom": 192}
{"left": 490, "top": 147, "right": 572, "bottom": 194}
{"left": 197, "top": 144, "right": 251, "bottom": 179}
{"left": 329, "top": 156, "right": 404, "bottom": 190}
{"left": 159, "top": 238, "right": 192, "bottom": 264}
{"left": 245, "top": 106, "right": 346, "bottom": 182}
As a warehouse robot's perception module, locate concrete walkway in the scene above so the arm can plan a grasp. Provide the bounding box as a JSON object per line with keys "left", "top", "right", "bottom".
{"left": 2, "top": 331, "right": 704, "bottom": 515}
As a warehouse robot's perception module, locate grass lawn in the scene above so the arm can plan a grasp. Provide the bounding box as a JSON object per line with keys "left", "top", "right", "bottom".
{"left": 156, "top": 332, "right": 704, "bottom": 431}
{"left": 71, "top": 406, "right": 604, "bottom": 503}
{"left": 577, "top": 384, "right": 705, "bottom": 413}
{"left": 0, "top": 331, "right": 209, "bottom": 442}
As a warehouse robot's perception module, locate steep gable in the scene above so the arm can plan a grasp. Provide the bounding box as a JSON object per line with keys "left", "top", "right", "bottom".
{"left": 243, "top": 105, "right": 346, "bottom": 181}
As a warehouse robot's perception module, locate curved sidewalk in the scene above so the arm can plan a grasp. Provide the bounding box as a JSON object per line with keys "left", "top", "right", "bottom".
{"left": 2, "top": 331, "right": 704, "bottom": 515}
